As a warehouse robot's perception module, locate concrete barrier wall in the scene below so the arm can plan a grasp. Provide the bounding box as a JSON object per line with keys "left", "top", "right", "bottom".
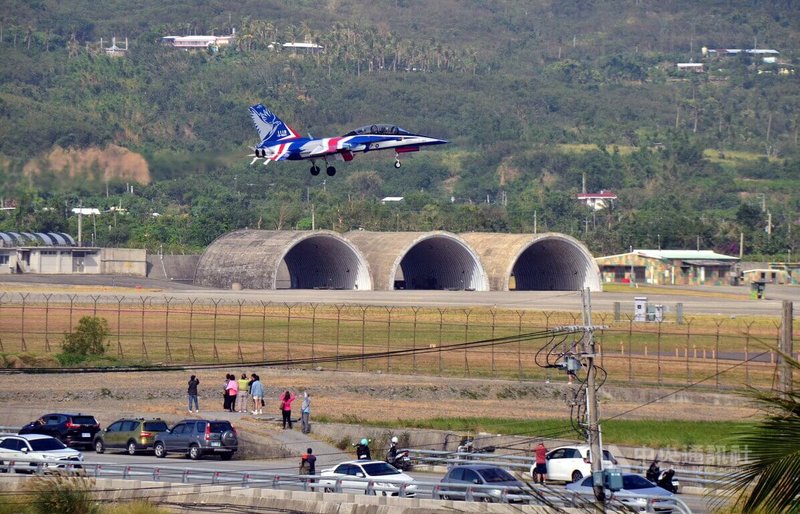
{"left": 146, "top": 254, "right": 200, "bottom": 281}
{"left": 0, "top": 476, "right": 564, "bottom": 513}
{"left": 101, "top": 248, "right": 147, "bottom": 276}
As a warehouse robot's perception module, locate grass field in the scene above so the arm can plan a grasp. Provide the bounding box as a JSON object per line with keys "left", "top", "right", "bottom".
{"left": 315, "top": 415, "right": 754, "bottom": 451}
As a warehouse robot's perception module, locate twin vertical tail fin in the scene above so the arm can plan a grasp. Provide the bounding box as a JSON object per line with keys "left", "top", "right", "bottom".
{"left": 249, "top": 104, "right": 300, "bottom": 144}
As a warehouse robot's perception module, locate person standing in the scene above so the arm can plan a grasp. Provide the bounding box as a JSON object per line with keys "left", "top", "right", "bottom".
{"left": 187, "top": 375, "right": 200, "bottom": 413}
{"left": 225, "top": 374, "right": 239, "bottom": 412}
{"left": 534, "top": 442, "right": 548, "bottom": 484}
{"left": 305, "top": 447, "right": 316, "bottom": 475}
{"left": 250, "top": 374, "right": 264, "bottom": 415}
{"left": 280, "top": 390, "right": 296, "bottom": 429}
{"left": 223, "top": 374, "right": 231, "bottom": 411}
{"left": 237, "top": 373, "right": 249, "bottom": 413}
{"left": 300, "top": 391, "right": 311, "bottom": 434}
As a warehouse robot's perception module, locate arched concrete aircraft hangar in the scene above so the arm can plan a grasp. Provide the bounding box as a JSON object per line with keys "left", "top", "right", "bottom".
{"left": 194, "top": 229, "right": 372, "bottom": 290}
{"left": 460, "top": 232, "right": 601, "bottom": 291}
{"left": 344, "top": 231, "right": 490, "bottom": 291}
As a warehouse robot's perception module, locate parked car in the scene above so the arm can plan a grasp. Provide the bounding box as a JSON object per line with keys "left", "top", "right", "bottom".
{"left": 438, "top": 464, "right": 533, "bottom": 503}
{"left": 93, "top": 418, "right": 169, "bottom": 455}
{"left": 19, "top": 413, "right": 100, "bottom": 449}
{"left": 0, "top": 434, "right": 83, "bottom": 473}
{"left": 566, "top": 473, "right": 676, "bottom": 513}
{"left": 153, "top": 420, "right": 237, "bottom": 460}
{"left": 319, "top": 460, "right": 417, "bottom": 496}
{"left": 532, "top": 444, "right": 617, "bottom": 483}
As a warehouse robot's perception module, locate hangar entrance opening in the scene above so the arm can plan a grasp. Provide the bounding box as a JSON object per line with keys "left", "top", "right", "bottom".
{"left": 394, "top": 237, "right": 485, "bottom": 290}
{"left": 279, "top": 236, "right": 369, "bottom": 290}
{"left": 511, "top": 238, "right": 595, "bottom": 290}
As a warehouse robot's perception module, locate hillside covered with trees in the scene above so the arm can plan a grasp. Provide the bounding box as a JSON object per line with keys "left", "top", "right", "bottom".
{"left": 0, "top": 0, "right": 798, "bottom": 259}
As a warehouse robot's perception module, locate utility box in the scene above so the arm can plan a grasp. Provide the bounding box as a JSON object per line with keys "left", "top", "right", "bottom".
{"left": 654, "top": 304, "right": 664, "bottom": 322}
{"left": 634, "top": 297, "right": 647, "bottom": 322}
{"left": 604, "top": 469, "right": 623, "bottom": 491}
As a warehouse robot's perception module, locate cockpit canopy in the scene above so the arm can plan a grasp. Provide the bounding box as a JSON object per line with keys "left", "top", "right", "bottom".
{"left": 343, "top": 124, "right": 413, "bottom": 137}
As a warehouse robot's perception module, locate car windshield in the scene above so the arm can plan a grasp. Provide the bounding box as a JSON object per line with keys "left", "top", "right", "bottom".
{"left": 144, "top": 421, "right": 168, "bottom": 431}
{"left": 362, "top": 462, "right": 401, "bottom": 476}
{"left": 623, "top": 475, "right": 658, "bottom": 490}
{"left": 72, "top": 416, "right": 97, "bottom": 425}
{"left": 478, "top": 468, "right": 517, "bottom": 483}
{"left": 29, "top": 439, "right": 67, "bottom": 451}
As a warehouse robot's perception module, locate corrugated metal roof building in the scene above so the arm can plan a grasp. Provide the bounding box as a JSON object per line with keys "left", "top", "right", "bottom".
{"left": 595, "top": 249, "right": 739, "bottom": 286}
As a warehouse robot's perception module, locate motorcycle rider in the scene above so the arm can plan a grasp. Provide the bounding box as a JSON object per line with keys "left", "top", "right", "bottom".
{"left": 646, "top": 460, "right": 660, "bottom": 483}
{"left": 387, "top": 436, "right": 399, "bottom": 463}
{"left": 356, "top": 438, "right": 371, "bottom": 460}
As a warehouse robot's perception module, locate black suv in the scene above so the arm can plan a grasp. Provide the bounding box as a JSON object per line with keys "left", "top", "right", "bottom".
{"left": 93, "top": 418, "right": 169, "bottom": 455}
{"left": 19, "top": 413, "right": 100, "bottom": 449}
{"left": 153, "top": 420, "right": 238, "bottom": 460}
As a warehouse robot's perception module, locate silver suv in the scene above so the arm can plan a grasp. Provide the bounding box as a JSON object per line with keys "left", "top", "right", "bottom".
{"left": 153, "top": 420, "right": 238, "bottom": 460}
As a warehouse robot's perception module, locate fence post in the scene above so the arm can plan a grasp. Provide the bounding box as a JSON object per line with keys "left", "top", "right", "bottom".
{"left": 188, "top": 298, "right": 197, "bottom": 362}
{"left": 627, "top": 314, "right": 633, "bottom": 383}
{"left": 385, "top": 306, "right": 394, "bottom": 372}
{"left": 412, "top": 307, "right": 420, "bottom": 374}
{"left": 311, "top": 303, "right": 318, "bottom": 366}
{"left": 139, "top": 296, "right": 149, "bottom": 360}
{"left": 164, "top": 297, "right": 173, "bottom": 362}
{"left": 360, "top": 306, "right": 368, "bottom": 372}
{"left": 463, "top": 309, "right": 472, "bottom": 377}
{"left": 91, "top": 294, "right": 100, "bottom": 316}
{"left": 44, "top": 293, "right": 52, "bottom": 352}
{"left": 685, "top": 319, "right": 692, "bottom": 384}
{"left": 0, "top": 293, "right": 5, "bottom": 352}
{"left": 20, "top": 292, "right": 28, "bottom": 352}
{"left": 236, "top": 299, "right": 245, "bottom": 363}
{"left": 115, "top": 296, "right": 124, "bottom": 358}
{"left": 438, "top": 308, "right": 445, "bottom": 375}
{"left": 284, "top": 303, "right": 294, "bottom": 363}
{"left": 714, "top": 319, "right": 724, "bottom": 389}
{"left": 212, "top": 299, "right": 221, "bottom": 362}
{"left": 779, "top": 301, "right": 794, "bottom": 397}
{"left": 516, "top": 310, "right": 524, "bottom": 381}
{"left": 68, "top": 294, "right": 77, "bottom": 330}
{"left": 657, "top": 320, "right": 663, "bottom": 385}
{"left": 260, "top": 301, "right": 270, "bottom": 363}
{"left": 335, "top": 304, "right": 343, "bottom": 370}
{"left": 744, "top": 320, "right": 753, "bottom": 387}
{"left": 490, "top": 308, "right": 497, "bottom": 376}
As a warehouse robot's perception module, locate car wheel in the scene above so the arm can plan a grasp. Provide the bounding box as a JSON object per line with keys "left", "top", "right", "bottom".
{"left": 324, "top": 487, "right": 334, "bottom": 493}
{"left": 189, "top": 445, "right": 201, "bottom": 460}
{"left": 154, "top": 442, "right": 166, "bottom": 458}
{"left": 571, "top": 470, "right": 583, "bottom": 482}
{"left": 94, "top": 439, "right": 105, "bottom": 454}
{"left": 127, "top": 441, "right": 137, "bottom": 455}
{"left": 221, "top": 430, "right": 236, "bottom": 447}
{"left": 219, "top": 452, "right": 233, "bottom": 461}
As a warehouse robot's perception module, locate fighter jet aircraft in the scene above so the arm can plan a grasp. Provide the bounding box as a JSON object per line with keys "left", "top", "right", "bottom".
{"left": 248, "top": 104, "right": 447, "bottom": 176}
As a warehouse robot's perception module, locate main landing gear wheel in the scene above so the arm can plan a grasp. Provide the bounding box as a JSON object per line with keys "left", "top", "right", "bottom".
{"left": 326, "top": 166, "right": 336, "bottom": 176}
{"left": 394, "top": 160, "right": 402, "bottom": 169}
{"left": 310, "top": 165, "right": 320, "bottom": 176}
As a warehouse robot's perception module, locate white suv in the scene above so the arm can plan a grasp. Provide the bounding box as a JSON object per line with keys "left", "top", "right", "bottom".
{"left": 531, "top": 444, "right": 617, "bottom": 483}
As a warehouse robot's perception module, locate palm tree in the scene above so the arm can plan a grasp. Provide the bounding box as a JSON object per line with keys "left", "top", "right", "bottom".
{"left": 715, "top": 352, "right": 799, "bottom": 513}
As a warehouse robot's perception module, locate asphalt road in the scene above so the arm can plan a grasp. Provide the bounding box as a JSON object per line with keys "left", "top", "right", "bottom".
{"left": 0, "top": 274, "right": 797, "bottom": 316}
{"left": 81, "top": 452, "right": 711, "bottom": 513}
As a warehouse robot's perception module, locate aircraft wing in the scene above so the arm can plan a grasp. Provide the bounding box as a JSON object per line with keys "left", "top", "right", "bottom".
{"left": 298, "top": 138, "right": 355, "bottom": 158}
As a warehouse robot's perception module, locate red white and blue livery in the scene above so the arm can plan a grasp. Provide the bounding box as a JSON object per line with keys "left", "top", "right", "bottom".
{"left": 249, "top": 104, "right": 447, "bottom": 176}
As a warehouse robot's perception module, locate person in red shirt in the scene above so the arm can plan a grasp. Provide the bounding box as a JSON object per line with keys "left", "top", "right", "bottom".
{"left": 280, "top": 390, "right": 296, "bottom": 429}
{"left": 534, "top": 442, "right": 548, "bottom": 484}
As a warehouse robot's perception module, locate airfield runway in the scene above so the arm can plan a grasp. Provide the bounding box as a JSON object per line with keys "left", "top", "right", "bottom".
{"left": 0, "top": 274, "right": 796, "bottom": 317}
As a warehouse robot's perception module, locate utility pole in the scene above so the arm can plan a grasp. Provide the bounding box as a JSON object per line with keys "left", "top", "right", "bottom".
{"left": 779, "top": 301, "right": 794, "bottom": 398}
{"left": 581, "top": 288, "right": 605, "bottom": 504}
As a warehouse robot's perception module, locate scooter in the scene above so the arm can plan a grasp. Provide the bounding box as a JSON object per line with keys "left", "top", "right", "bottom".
{"left": 657, "top": 468, "right": 680, "bottom": 494}
{"left": 387, "top": 449, "right": 412, "bottom": 471}
{"left": 646, "top": 460, "right": 679, "bottom": 493}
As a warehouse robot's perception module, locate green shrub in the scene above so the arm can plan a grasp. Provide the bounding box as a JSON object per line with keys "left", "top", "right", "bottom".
{"left": 58, "top": 316, "right": 110, "bottom": 364}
